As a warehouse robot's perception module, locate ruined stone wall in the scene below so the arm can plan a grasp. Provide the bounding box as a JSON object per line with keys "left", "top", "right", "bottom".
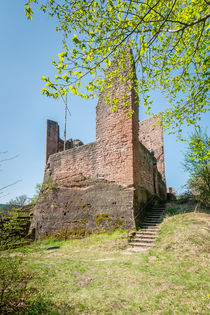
{"left": 45, "top": 142, "right": 98, "bottom": 187}
{"left": 139, "top": 116, "right": 165, "bottom": 181}
{"left": 31, "top": 48, "right": 167, "bottom": 238}
{"left": 136, "top": 142, "right": 156, "bottom": 194}
{"left": 46, "top": 120, "right": 84, "bottom": 163}
{"left": 45, "top": 120, "right": 59, "bottom": 164}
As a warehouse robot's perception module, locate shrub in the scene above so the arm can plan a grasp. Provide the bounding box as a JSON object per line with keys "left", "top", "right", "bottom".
{"left": 0, "top": 255, "right": 31, "bottom": 313}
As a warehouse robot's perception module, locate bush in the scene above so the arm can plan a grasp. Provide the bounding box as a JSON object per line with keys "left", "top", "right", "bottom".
{"left": 0, "top": 206, "right": 32, "bottom": 249}
{"left": 0, "top": 255, "right": 31, "bottom": 313}
{"left": 184, "top": 128, "right": 210, "bottom": 206}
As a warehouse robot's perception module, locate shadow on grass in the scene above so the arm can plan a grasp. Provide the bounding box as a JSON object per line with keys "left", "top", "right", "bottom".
{"left": 2, "top": 296, "right": 87, "bottom": 315}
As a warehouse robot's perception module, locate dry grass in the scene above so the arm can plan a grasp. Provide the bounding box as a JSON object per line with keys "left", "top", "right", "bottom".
{"left": 1, "top": 202, "right": 209, "bottom": 314}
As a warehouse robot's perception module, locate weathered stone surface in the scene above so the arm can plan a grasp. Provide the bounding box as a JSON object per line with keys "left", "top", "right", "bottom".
{"left": 139, "top": 116, "right": 165, "bottom": 181}
{"left": 46, "top": 120, "right": 84, "bottom": 163}
{"left": 31, "top": 180, "right": 136, "bottom": 236}
{"left": 46, "top": 120, "right": 59, "bottom": 164}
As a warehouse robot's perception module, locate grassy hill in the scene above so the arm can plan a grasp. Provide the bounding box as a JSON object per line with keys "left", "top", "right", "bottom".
{"left": 0, "top": 201, "right": 209, "bottom": 314}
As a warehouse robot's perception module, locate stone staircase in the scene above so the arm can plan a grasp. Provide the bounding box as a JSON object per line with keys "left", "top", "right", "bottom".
{"left": 129, "top": 204, "right": 165, "bottom": 250}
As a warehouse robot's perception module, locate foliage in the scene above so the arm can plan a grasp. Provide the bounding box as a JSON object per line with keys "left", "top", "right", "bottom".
{"left": 41, "top": 177, "right": 59, "bottom": 192}
{"left": 184, "top": 127, "right": 210, "bottom": 205}
{"left": 0, "top": 255, "right": 31, "bottom": 314}
{"left": 7, "top": 195, "right": 29, "bottom": 208}
{"left": 0, "top": 206, "right": 31, "bottom": 249}
{"left": 4, "top": 195, "right": 29, "bottom": 214}
{"left": 164, "top": 207, "right": 179, "bottom": 216}
{"left": 30, "top": 183, "right": 42, "bottom": 205}
{"left": 30, "top": 178, "right": 58, "bottom": 206}
{"left": 25, "top": 0, "right": 209, "bottom": 136}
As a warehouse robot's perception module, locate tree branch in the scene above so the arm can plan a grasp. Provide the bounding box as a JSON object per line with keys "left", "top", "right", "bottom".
{"left": 166, "top": 14, "right": 210, "bottom": 33}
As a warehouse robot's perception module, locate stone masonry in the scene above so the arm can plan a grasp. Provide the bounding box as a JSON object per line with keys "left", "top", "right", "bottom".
{"left": 31, "top": 48, "right": 166, "bottom": 238}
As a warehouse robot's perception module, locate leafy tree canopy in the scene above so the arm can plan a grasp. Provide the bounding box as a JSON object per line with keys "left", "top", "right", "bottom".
{"left": 25, "top": 0, "right": 209, "bottom": 135}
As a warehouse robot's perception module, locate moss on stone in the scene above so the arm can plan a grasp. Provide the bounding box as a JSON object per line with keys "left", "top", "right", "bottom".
{"left": 41, "top": 227, "right": 92, "bottom": 241}
{"left": 94, "top": 213, "right": 112, "bottom": 225}
{"left": 74, "top": 219, "right": 88, "bottom": 225}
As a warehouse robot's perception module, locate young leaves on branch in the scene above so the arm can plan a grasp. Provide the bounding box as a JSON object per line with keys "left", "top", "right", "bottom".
{"left": 25, "top": 0, "right": 210, "bottom": 135}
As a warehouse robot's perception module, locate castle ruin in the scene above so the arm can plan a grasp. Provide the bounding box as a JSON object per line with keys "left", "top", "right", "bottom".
{"left": 31, "top": 49, "right": 166, "bottom": 237}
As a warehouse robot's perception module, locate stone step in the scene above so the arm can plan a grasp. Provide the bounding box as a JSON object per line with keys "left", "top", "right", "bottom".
{"left": 129, "top": 242, "right": 153, "bottom": 247}
{"left": 143, "top": 222, "right": 162, "bottom": 225}
{"left": 136, "top": 235, "right": 156, "bottom": 239}
{"left": 136, "top": 232, "right": 158, "bottom": 236}
{"left": 131, "top": 239, "right": 154, "bottom": 244}
{"left": 128, "top": 203, "right": 165, "bottom": 250}
{"left": 139, "top": 230, "right": 159, "bottom": 233}
{"left": 132, "top": 238, "right": 155, "bottom": 243}
{"left": 148, "top": 211, "right": 164, "bottom": 214}
{"left": 143, "top": 218, "right": 162, "bottom": 222}
{"left": 140, "top": 224, "right": 160, "bottom": 227}
{"left": 132, "top": 241, "right": 155, "bottom": 246}
{"left": 136, "top": 230, "right": 158, "bottom": 234}
{"left": 145, "top": 215, "right": 162, "bottom": 218}
{"left": 139, "top": 228, "right": 159, "bottom": 231}
{"left": 149, "top": 211, "right": 163, "bottom": 214}
{"left": 144, "top": 219, "right": 162, "bottom": 222}
{"left": 151, "top": 207, "right": 165, "bottom": 209}
{"left": 141, "top": 220, "right": 161, "bottom": 224}
{"left": 150, "top": 211, "right": 164, "bottom": 213}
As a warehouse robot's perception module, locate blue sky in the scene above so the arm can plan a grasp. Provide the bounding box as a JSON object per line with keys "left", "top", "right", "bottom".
{"left": 0, "top": 1, "right": 209, "bottom": 203}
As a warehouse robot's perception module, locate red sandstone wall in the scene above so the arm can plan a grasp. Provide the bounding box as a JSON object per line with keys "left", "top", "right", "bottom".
{"left": 46, "top": 142, "right": 98, "bottom": 186}
{"left": 139, "top": 117, "right": 165, "bottom": 181}
{"left": 96, "top": 95, "right": 136, "bottom": 187}
{"left": 46, "top": 120, "right": 59, "bottom": 164}
{"left": 96, "top": 49, "right": 139, "bottom": 188}
{"left": 136, "top": 142, "right": 156, "bottom": 194}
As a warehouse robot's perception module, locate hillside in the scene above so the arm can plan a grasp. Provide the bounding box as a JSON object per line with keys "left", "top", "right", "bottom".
{"left": 0, "top": 204, "right": 6, "bottom": 213}
{"left": 0, "top": 201, "right": 209, "bottom": 314}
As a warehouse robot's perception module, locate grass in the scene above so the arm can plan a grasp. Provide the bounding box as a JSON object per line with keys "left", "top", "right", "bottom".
{"left": 1, "top": 202, "right": 209, "bottom": 314}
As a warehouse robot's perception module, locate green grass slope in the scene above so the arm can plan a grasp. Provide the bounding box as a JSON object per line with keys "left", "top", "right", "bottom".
{"left": 1, "top": 203, "right": 209, "bottom": 314}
